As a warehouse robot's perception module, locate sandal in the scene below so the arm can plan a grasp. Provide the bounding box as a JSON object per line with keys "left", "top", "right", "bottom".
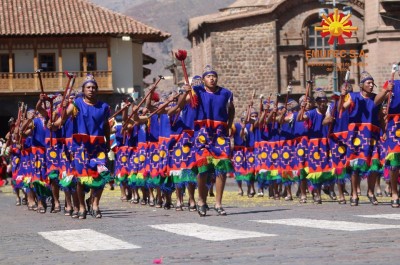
{"left": 391, "top": 199, "right": 400, "bottom": 208}
{"left": 284, "top": 195, "right": 293, "bottom": 201}
{"left": 376, "top": 192, "right": 383, "bottom": 197}
{"left": 188, "top": 205, "right": 197, "bottom": 212}
{"left": 71, "top": 211, "right": 79, "bottom": 219}
{"left": 329, "top": 191, "right": 337, "bottom": 200}
{"left": 85, "top": 198, "right": 92, "bottom": 214}
{"left": 237, "top": 191, "right": 244, "bottom": 196}
{"left": 120, "top": 197, "right": 128, "bottom": 202}
{"left": 92, "top": 210, "right": 102, "bottom": 219}
{"left": 37, "top": 206, "right": 46, "bottom": 214}
{"left": 78, "top": 211, "right": 87, "bottom": 220}
{"left": 367, "top": 194, "right": 379, "bottom": 206}
{"left": 214, "top": 206, "right": 227, "bottom": 216}
{"left": 15, "top": 198, "right": 21, "bottom": 206}
{"left": 299, "top": 198, "right": 307, "bottom": 204}
{"left": 140, "top": 199, "right": 147, "bottom": 205}
{"left": 130, "top": 197, "right": 140, "bottom": 204}
{"left": 175, "top": 205, "right": 183, "bottom": 211}
{"left": 51, "top": 206, "right": 61, "bottom": 213}
{"left": 350, "top": 197, "right": 359, "bottom": 206}
{"left": 163, "top": 202, "right": 172, "bottom": 210}
{"left": 338, "top": 199, "right": 347, "bottom": 205}
{"left": 197, "top": 204, "right": 207, "bottom": 217}
{"left": 64, "top": 209, "right": 73, "bottom": 216}
{"left": 21, "top": 198, "right": 27, "bottom": 205}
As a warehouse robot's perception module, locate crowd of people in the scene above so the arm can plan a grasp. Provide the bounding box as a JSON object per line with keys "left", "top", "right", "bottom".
{"left": 1, "top": 66, "right": 400, "bottom": 220}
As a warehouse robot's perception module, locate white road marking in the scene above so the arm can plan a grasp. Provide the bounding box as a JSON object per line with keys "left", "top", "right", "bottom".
{"left": 149, "top": 223, "right": 276, "bottom": 241}
{"left": 358, "top": 214, "right": 400, "bottom": 220}
{"left": 252, "top": 218, "right": 400, "bottom": 231}
{"left": 38, "top": 229, "right": 141, "bottom": 251}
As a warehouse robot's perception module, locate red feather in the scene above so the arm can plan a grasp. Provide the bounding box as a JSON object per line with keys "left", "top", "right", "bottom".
{"left": 151, "top": 92, "right": 160, "bottom": 102}
{"left": 175, "top": 49, "right": 187, "bottom": 61}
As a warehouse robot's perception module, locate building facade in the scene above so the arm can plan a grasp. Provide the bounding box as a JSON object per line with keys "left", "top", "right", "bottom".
{"left": 188, "top": 0, "right": 400, "bottom": 117}
{"left": 0, "top": 0, "right": 169, "bottom": 136}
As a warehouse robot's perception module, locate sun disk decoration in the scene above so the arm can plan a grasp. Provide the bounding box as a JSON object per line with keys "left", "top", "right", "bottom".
{"left": 315, "top": 8, "right": 358, "bottom": 45}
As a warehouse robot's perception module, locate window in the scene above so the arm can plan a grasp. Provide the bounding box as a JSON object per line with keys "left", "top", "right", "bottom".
{"left": 38, "top": 53, "right": 56, "bottom": 72}
{"left": 308, "top": 23, "right": 329, "bottom": 51}
{"left": 0, "top": 54, "right": 14, "bottom": 72}
{"left": 80, "top": 52, "right": 97, "bottom": 71}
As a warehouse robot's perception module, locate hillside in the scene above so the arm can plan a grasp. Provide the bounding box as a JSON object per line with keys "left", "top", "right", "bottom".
{"left": 90, "top": 0, "right": 236, "bottom": 82}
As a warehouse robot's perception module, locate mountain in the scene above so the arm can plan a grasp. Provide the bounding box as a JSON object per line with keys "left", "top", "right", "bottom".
{"left": 89, "top": 0, "right": 236, "bottom": 83}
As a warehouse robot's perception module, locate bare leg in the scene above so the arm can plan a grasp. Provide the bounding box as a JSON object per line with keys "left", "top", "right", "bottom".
{"left": 76, "top": 182, "right": 86, "bottom": 214}
{"left": 236, "top": 180, "right": 243, "bottom": 195}
{"left": 390, "top": 169, "right": 399, "bottom": 203}
{"left": 215, "top": 174, "right": 227, "bottom": 208}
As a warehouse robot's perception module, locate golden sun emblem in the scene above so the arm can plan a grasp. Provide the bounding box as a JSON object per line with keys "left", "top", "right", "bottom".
{"left": 315, "top": 8, "right": 358, "bottom": 45}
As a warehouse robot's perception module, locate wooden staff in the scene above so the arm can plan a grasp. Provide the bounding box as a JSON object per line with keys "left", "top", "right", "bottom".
{"left": 148, "top": 92, "right": 182, "bottom": 119}
{"left": 174, "top": 49, "right": 197, "bottom": 108}
{"left": 109, "top": 102, "right": 131, "bottom": 122}
{"left": 60, "top": 72, "right": 76, "bottom": 122}
{"left": 301, "top": 79, "right": 313, "bottom": 112}
{"left": 122, "top": 75, "right": 164, "bottom": 131}
{"left": 271, "top": 93, "right": 280, "bottom": 129}
{"left": 279, "top": 83, "right": 292, "bottom": 125}
{"left": 261, "top": 93, "right": 272, "bottom": 129}
{"left": 245, "top": 90, "right": 256, "bottom": 124}
{"left": 36, "top": 69, "right": 47, "bottom": 109}
{"left": 328, "top": 93, "right": 341, "bottom": 136}
{"left": 17, "top": 103, "right": 28, "bottom": 145}
{"left": 338, "top": 70, "right": 350, "bottom": 118}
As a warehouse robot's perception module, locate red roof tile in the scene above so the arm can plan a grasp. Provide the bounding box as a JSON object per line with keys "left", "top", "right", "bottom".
{"left": 0, "top": 0, "right": 170, "bottom": 42}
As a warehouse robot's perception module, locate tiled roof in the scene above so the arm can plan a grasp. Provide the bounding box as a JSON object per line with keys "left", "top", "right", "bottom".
{"left": 188, "top": 0, "right": 285, "bottom": 35}
{"left": 0, "top": 0, "right": 170, "bottom": 42}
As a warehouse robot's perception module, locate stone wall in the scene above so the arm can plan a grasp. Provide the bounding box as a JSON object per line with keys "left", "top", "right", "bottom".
{"left": 191, "top": 15, "right": 278, "bottom": 119}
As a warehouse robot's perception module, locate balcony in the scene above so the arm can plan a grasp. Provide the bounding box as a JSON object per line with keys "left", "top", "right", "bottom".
{"left": 0, "top": 71, "right": 113, "bottom": 95}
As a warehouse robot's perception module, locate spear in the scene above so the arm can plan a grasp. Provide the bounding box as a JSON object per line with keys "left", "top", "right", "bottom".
{"left": 174, "top": 49, "right": 198, "bottom": 108}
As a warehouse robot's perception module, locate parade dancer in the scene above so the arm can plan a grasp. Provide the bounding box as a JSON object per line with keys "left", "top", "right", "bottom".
{"left": 323, "top": 82, "right": 353, "bottom": 204}
{"left": 177, "top": 65, "right": 235, "bottom": 216}
{"left": 54, "top": 74, "right": 111, "bottom": 219}
{"left": 297, "top": 89, "right": 333, "bottom": 204}
{"left": 375, "top": 66, "right": 400, "bottom": 207}
{"left": 340, "top": 71, "right": 381, "bottom": 206}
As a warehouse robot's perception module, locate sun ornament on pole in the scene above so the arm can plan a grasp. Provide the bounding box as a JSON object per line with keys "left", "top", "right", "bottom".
{"left": 314, "top": 8, "right": 358, "bottom": 45}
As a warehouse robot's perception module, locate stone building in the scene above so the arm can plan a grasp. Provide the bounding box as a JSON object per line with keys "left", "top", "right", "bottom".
{"left": 188, "top": 0, "right": 400, "bottom": 117}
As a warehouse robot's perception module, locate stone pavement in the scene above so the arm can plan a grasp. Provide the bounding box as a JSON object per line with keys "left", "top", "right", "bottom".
{"left": 1, "top": 181, "right": 400, "bottom": 265}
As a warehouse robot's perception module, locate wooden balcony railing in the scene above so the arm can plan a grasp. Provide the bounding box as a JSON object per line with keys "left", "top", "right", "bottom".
{"left": 0, "top": 71, "right": 113, "bottom": 94}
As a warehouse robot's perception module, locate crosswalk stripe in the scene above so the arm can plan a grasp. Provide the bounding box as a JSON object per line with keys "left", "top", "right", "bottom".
{"left": 149, "top": 223, "right": 276, "bottom": 241}
{"left": 38, "top": 229, "right": 141, "bottom": 251}
{"left": 357, "top": 214, "right": 400, "bottom": 220}
{"left": 252, "top": 218, "right": 400, "bottom": 231}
